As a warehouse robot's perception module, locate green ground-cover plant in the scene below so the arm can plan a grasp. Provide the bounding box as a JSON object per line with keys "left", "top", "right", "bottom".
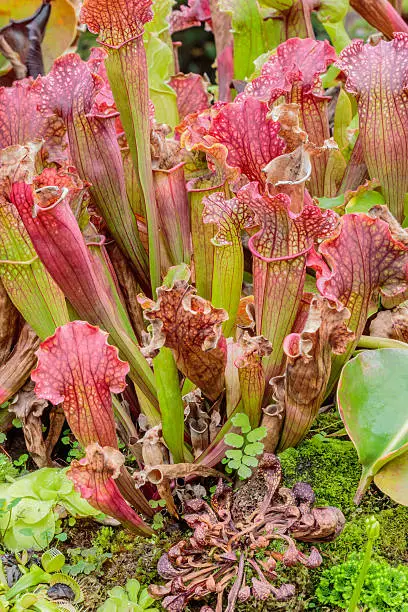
{"left": 97, "top": 579, "right": 157, "bottom": 612}
{"left": 315, "top": 553, "right": 408, "bottom": 611}
{"left": 222, "top": 412, "right": 267, "bottom": 479}
{"left": 63, "top": 547, "right": 112, "bottom": 578}
{"left": 0, "top": 468, "right": 99, "bottom": 551}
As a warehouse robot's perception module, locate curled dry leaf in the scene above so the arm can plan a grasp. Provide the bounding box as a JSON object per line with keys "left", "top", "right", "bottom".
{"left": 140, "top": 279, "right": 228, "bottom": 401}
{"left": 150, "top": 454, "right": 345, "bottom": 611}
{"left": 0, "top": 322, "right": 39, "bottom": 406}
{"left": 0, "top": 279, "right": 19, "bottom": 366}
{"left": 144, "top": 463, "right": 224, "bottom": 485}
{"left": 370, "top": 302, "right": 408, "bottom": 343}
{"left": 0, "top": 0, "right": 51, "bottom": 79}
{"left": 9, "top": 380, "right": 50, "bottom": 468}
{"left": 143, "top": 463, "right": 224, "bottom": 518}
{"left": 138, "top": 425, "right": 168, "bottom": 466}
{"left": 272, "top": 296, "right": 354, "bottom": 451}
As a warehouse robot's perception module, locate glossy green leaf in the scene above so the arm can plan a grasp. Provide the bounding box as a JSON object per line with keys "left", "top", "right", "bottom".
{"left": 334, "top": 88, "right": 354, "bottom": 152}
{"left": 145, "top": 34, "right": 178, "bottom": 128}
{"left": 145, "top": 0, "right": 175, "bottom": 38}
{"left": 317, "top": 0, "right": 351, "bottom": 54}
{"left": 219, "top": 0, "right": 266, "bottom": 80}
{"left": 317, "top": 194, "right": 345, "bottom": 210}
{"left": 374, "top": 451, "right": 408, "bottom": 506}
{"left": 337, "top": 349, "right": 408, "bottom": 504}
{"left": 345, "top": 190, "right": 385, "bottom": 214}
{"left": 162, "top": 263, "right": 190, "bottom": 289}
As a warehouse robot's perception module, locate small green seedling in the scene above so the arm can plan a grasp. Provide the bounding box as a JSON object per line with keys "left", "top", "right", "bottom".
{"left": 148, "top": 499, "right": 166, "bottom": 510}
{"left": 97, "top": 579, "right": 157, "bottom": 611}
{"left": 222, "top": 413, "right": 267, "bottom": 480}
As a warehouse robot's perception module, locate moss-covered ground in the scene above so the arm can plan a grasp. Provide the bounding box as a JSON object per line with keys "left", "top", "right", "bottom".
{"left": 59, "top": 408, "right": 408, "bottom": 611}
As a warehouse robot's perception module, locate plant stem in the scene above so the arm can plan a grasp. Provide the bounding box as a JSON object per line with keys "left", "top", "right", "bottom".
{"left": 357, "top": 335, "right": 408, "bottom": 350}
{"left": 347, "top": 516, "right": 380, "bottom": 612}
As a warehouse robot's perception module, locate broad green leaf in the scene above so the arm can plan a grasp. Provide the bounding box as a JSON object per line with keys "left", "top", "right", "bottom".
{"left": 345, "top": 190, "right": 385, "bottom": 214}
{"left": 145, "top": 34, "right": 178, "bottom": 128}
{"left": 317, "top": 194, "right": 345, "bottom": 210}
{"left": 138, "top": 587, "right": 156, "bottom": 609}
{"left": 227, "top": 459, "right": 241, "bottom": 470}
{"left": 250, "top": 49, "right": 273, "bottom": 79}
{"left": 244, "top": 442, "right": 264, "bottom": 456}
{"left": 374, "top": 451, "right": 408, "bottom": 506}
{"left": 224, "top": 433, "right": 245, "bottom": 448}
{"left": 318, "top": 0, "right": 349, "bottom": 23}
{"left": 125, "top": 579, "right": 141, "bottom": 603}
{"left": 338, "top": 349, "right": 408, "bottom": 503}
{"left": 231, "top": 412, "right": 251, "bottom": 433}
{"left": 144, "top": 0, "right": 175, "bottom": 38}
{"left": 259, "top": 0, "right": 293, "bottom": 7}
{"left": 219, "top": 0, "right": 266, "bottom": 80}
{"left": 7, "top": 468, "right": 71, "bottom": 500}
{"left": 5, "top": 509, "right": 55, "bottom": 551}
{"left": 317, "top": 0, "right": 351, "bottom": 54}
{"left": 247, "top": 426, "right": 267, "bottom": 442}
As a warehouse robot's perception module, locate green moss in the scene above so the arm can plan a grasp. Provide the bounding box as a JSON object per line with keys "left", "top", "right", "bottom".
{"left": 279, "top": 434, "right": 361, "bottom": 513}
{"left": 279, "top": 434, "right": 408, "bottom": 566}
{"left": 312, "top": 553, "right": 408, "bottom": 611}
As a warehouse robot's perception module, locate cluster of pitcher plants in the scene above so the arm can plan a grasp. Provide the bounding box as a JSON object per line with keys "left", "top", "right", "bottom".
{"left": 2, "top": 0, "right": 408, "bottom": 608}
